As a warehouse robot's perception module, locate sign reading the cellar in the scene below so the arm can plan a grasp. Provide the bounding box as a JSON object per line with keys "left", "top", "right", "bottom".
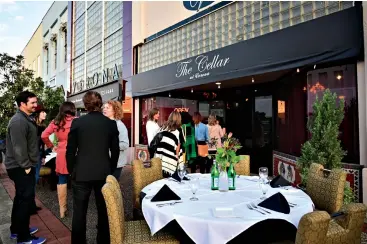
{"left": 175, "top": 54, "right": 230, "bottom": 80}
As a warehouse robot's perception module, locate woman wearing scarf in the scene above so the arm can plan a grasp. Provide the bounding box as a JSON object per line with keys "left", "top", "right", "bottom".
{"left": 180, "top": 112, "right": 197, "bottom": 172}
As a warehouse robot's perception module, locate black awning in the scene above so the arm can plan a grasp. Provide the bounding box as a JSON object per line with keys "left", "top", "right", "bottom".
{"left": 132, "top": 6, "right": 362, "bottom": 97}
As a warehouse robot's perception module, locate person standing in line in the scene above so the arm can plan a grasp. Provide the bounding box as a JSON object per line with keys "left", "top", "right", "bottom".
{"left": 207, "top": 114, "right": 224, "bottom": 169}
{"left": 31, "top": 105, "right": 48, "bottom": 215}
{"left": 193, "top": 112, "right": 210, "bottom": 173}
{"left": 41, "top": 102, "right": 76, "bottom": 218}
{"left": 146, "top": 108, "right": 160, "bottom": 157}
{"left": 5, "top": 91, "right": 46, "bottom": 244}
{"left": 155, "top": 111, "right": 182, "bottom": 177}
{"left": 66, "top": 91, "right": 119, "bottom": 244}
{"left": 103, "top": 100, "right": 129, "bottom": 180}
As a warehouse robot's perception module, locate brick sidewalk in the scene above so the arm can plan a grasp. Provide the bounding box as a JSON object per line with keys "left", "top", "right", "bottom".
{"left": 0, "top": 163, "right": 71, "bottom": 244}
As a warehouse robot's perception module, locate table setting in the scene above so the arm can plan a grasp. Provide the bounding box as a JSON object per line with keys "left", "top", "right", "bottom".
{"left": 141, "top": 165, "right": 314, "bottom": 244}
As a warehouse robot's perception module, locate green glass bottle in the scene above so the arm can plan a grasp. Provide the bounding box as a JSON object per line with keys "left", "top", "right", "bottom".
{"left": 211, "top": 159, "right": 219, "bottom": 190}
{"left": 228, "top": 163, "right": 236, "bottom": 190}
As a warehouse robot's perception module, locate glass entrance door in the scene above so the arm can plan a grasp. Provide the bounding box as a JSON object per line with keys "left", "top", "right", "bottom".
{"left": 251, "top": 95, "right": 273, "bottom": 173}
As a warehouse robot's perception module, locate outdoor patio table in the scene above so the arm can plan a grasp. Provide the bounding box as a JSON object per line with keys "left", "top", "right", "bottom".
{"left": 141, "top": 174, "right": 314, "bottom": 244}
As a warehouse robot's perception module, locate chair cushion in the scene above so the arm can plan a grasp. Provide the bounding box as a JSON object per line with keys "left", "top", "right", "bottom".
{"left": 124, "top": 220, "right": 179, "bottom": 244}
{"left": 325, "top": 220, "right": 349, "bottom": 244}
{"left": 39, "top": 166, "right": 51, "bottom": 176}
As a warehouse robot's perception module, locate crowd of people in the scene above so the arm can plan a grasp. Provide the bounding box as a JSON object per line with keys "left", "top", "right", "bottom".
{"left": 3, "top": 89, "right": 227, "bottom": 244}
{"left": 4, "top": 90, "right": 129, "bottom": 244}
{"left": 146, "top": 108, "right": 226, "bottom": 177}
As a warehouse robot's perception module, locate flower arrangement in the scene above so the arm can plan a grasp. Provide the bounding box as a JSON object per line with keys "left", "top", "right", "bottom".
{"left": 208, "top": 137, "right": 218, "bottom": 148}
{"left": 215, "top": 133, "right": 242, "bottom": 169}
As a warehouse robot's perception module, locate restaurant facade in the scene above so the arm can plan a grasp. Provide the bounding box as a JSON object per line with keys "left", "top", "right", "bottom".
{"left": 131, "top": 1, "right": 365, "bottom": 202}
{"left": 66, "top": 1, "right": 133, "bottom": 137}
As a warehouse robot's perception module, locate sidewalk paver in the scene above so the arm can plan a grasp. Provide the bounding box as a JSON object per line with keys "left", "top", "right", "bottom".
{"left": 0, "top": 163, "right": 71, "bottom": 244}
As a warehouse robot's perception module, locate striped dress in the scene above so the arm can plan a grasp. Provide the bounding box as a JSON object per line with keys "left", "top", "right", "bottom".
{"left": 154, "top": 130, "right": 180, "bottom": 176}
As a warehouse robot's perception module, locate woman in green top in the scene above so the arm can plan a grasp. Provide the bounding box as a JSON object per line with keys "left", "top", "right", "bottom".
{"left": 180, "top": 112, "right": 197, "bottom": 172}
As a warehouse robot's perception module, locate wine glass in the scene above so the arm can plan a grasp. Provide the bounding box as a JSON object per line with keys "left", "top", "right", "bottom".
{"left": 177, "top": 163, "right": 186, "bottom": 184}
{"left": 259, "top": 167, "right": 269, "bottom": 182}
{"left": 259, "top": 181, "right": 268, "bottom": 200}
{"left": 189, "top": 177, "right": 199, "bottom": 201}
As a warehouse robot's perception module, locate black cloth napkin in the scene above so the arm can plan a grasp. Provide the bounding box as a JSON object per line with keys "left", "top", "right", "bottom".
{"left": 258, "top": 192, "right": 290, "bottom": 214}
{"left": 151, "top": 184, "right": 181, "bottom": 202}
{"left": 171, "top": 171, "right": 189, "bottom": 182}
{"left": 270, "top": 175, "right": 291, "bottom": 188}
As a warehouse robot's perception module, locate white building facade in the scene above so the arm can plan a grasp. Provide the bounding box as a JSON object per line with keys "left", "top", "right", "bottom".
{"left": 42, "top": 1, "right": 68, "bottom": 96}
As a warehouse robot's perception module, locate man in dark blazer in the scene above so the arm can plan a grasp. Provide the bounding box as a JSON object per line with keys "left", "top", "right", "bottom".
{"left": 66, "top": 91, "right": 119, "bottom": 244}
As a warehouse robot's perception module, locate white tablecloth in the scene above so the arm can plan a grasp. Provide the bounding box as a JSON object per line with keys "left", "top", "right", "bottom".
{"left": 142, "top": 174, "right": 314, "bottom": 244}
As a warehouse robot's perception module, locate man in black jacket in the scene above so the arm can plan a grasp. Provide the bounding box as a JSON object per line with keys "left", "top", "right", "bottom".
{"left": 66, "top": 91, "right": 119, "bottom": 244}
{"left": 5, "top": 91, "right": 46, "bottom": 244}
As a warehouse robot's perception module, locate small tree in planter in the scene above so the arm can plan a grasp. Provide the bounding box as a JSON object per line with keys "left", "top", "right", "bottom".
{"left": 297, "top": 89, "right": 354, "bottom": 204}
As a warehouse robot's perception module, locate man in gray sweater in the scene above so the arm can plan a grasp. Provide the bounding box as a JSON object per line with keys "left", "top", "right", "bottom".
{"left": 5, "top": 91, "right": 46, "bottom": 244}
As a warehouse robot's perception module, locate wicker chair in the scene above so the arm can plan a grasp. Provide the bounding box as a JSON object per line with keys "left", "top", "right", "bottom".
{"left": 274, "top": 203, "right": 367, "bottom": 244}
{"left": 234, "top": 155, "right": 250, "bottom": 176}
{"left": 133, "top": 158, "right": 163, "bottom": 209}
{"left": 306, "top": 163, "right": 347, "bottom": 214}
{"left": 102, "top": 177, "right": 179, "bottom": 244}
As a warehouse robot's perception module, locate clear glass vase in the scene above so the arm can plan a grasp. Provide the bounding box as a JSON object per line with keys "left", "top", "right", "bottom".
{"left": 218, "top": 165, "right": 229, "bottom": 192}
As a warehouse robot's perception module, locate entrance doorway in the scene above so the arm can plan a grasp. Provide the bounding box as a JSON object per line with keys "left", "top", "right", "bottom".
{"left": 224, "top": 88, "right": 274, "bottom": 173}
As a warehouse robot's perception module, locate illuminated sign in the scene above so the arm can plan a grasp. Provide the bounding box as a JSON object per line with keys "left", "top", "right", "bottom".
{"left": 174, "top": 108, "right": 190, "bottom": 112}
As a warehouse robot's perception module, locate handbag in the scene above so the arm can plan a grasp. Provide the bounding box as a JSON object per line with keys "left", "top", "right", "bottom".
{"left": 197, "top": 143, "right": 208, "bottom": 157}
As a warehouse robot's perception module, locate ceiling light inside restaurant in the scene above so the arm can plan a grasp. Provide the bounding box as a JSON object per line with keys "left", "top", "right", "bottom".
{"left": 336, "top": 75, "right": 342, "bottom": 80}
{"left": 254, "top": 89, "right": 257, "bottom": 92}
{"left": 251, "top": 77, "right": 254, "bottom": 83}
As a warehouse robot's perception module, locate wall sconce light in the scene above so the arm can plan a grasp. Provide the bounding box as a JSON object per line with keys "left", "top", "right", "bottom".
{"left": 297, "top": 68, "right": 300, "bottom": 73}
{"left": 215, "top": 82, "right": 221, "bottom": 85}
{"left": 336, "top": 75, "right": 342, "bottom": 80}
{"left": 169, "top": 93, "right": 171, "bottom": 97}
{"left": 314, "top": 64, "right": 316, "bottom": 69}
{"left": 191, "top": 88, "right": 193, "bottom": 93}
{"left": 251, "top": 77, "right": 254, "bottom": 83}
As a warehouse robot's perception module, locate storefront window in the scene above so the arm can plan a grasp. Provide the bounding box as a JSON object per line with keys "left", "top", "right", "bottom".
{"left": 275, "top": 75, "right": 307, "bottom": 156}
{"left": 307, "top": 64, "right": 359, "bottom": 163}
{"left": 140, "top": 97, "right": 198, "bottom": 144}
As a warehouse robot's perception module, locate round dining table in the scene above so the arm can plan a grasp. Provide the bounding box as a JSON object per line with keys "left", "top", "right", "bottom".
{"left": 141, "top": 174, "right": 314, "bottom": 244}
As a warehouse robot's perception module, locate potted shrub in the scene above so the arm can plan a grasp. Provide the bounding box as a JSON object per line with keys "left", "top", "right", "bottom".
{"left": 297, "top": 89, "right": 354, "bottom": 204}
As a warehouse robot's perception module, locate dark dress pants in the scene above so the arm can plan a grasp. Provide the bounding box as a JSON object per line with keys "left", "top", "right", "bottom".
{"left": 71, "top": 180, "right": 109, "bottom": 244}
{"left": 7, "top": 167, "right": 35, "bottom": 242}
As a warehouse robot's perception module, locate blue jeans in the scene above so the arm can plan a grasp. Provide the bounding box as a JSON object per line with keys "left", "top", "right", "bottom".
{"left": 35, "top": 155, "right": 42, "bottom": 189}
{"left": 58, "top": 174, "right": 69, "bottom": 184}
